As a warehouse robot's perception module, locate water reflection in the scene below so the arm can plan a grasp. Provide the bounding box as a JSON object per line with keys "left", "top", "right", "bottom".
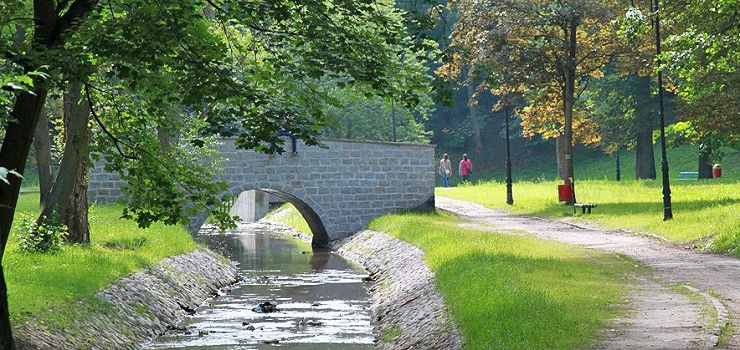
{"left": 144, "top": 223, "right": 374, "bottom": 350}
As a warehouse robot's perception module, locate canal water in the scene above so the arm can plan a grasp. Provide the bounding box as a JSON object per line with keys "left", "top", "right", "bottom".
{"left": 144, "top": 222, "right": 374, "bottom": 350}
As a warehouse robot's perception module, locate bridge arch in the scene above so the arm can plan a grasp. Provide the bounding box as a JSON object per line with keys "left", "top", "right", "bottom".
{"left": 226, "top": 184, "right": 330, "bottom": 248}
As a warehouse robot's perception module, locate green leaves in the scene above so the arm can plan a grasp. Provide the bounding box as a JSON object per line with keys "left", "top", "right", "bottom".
{"left": 615, "top": 6, "right": 650, "bottom": 44}
{"left": 0, "top": 167, "right": 23, "bottom": 185}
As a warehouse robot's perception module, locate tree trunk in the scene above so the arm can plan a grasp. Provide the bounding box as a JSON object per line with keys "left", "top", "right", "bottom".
{"left": 33, "top": 109, "right": 54, "bottom": 206}
{"left": 698, "top": 141, "right": 713, "bottom": 179}
{"left": 0, "top": 90, "right": 48, "bottom": 350}
{"left": 634, "top": 76, "right": 656, "bottom": 179}
{"left": 1, "top": 1, "right": 98, "bottom": 347}
{"left": 466, "top": 81, "right": 482, "bottom": 152}
{"left": 0, "top": 264, "right": 11, "bottom": 350}
{"left": 556, "top": 136, "right": 568, "bottom": 181}
{"left": 38, "top": 80, "right": 91, "bottom": 244}
{"left": 562, "top": 19, "right": 578, "bottom": 189}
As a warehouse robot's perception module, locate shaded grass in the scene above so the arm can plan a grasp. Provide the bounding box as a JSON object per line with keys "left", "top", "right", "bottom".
{"left": 368, "top": 211, "right": 641, "bottom": 350}
{"left": 5, "top": 193, "right": 200, "bottom": 326}
{"left": 437, "top": 179, "right": 740, "bottom": 256}
{"left": 263, "top": 203, "right": 313, "bottom": 236}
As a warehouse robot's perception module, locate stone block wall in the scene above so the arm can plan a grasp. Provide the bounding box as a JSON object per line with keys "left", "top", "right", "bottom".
{"left": 88, "top": 138, "right": 436, "bottom": 245}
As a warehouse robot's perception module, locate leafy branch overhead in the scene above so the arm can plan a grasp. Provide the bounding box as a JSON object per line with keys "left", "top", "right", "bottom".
{"left": 1, "top": 0, "right": 431, "bottom": 233}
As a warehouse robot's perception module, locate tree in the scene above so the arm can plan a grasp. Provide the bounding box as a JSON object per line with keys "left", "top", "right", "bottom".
{"left": 37, "top": 79, "right": 91, "bottom": 243}
{"left": 0, "top": 1, "right": 430, "bottom": 348}
{"left": 584, "top": 69, "right": 658, "bottom": 179}
{"left": 32, "top": 108, "right": 54, "bottom": 205}
{"left": 618, "top": 0, "right": 738, "bottom": 177}
{"left": 440, "top": 0, "right": 625, "bottom": 189}
{"left": 662, "top": 0, "right": 739, "bottom": 144}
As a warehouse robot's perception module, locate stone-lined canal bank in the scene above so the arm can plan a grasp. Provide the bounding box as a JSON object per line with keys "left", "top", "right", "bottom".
{"left": 13, "top": 221, "right": 461, "bottom": 349}
{"left": 263, "top": 211, "right": 462, "bottom": 350}
{"left": 333, "top": 230, "right": 463, "bottom": 350}
{"left": 14, "top": 249, "right": 238, "bottom": 350}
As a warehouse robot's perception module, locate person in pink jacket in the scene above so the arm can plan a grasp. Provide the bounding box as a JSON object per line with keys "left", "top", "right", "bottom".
{"left": 459, "top": 154, "right": 472, "bottom": 183}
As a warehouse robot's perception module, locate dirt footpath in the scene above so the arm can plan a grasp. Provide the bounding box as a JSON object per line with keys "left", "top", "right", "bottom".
{"left": 436, "top": 196, "right": 739, "bottom": 349}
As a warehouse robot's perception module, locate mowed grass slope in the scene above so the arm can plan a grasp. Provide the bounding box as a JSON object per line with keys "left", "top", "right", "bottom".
{"left": 368, "top": 212, "right": 640, "bottom": 350}
{"left": 267, "top": 205, "right": 640, "bottom": 349}
{"left": 263, "top": 203, "right": 312, "bottom": 235}
{"left": 5, "top": 193, "right": 200, "bottom": 325}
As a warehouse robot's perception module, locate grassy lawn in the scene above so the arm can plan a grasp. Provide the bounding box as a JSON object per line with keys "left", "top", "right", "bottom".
{"left": 437, "top": 178, "right": 740, "bottom": 256}
{"left": 267, "top": 205, "right": 641, "bottom": 349}
{"left": 4, "top": 193, "right": 200, "bottom": 326}
{"left": 263, "top": 203, "right": 313, "bottom": 235}
{"left": 368, "top": 212, "right": 641, "bottom": 350}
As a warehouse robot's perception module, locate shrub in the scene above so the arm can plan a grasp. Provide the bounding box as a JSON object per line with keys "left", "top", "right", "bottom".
{"left": 15, "top": 213, "right": 66, "bottom": 253}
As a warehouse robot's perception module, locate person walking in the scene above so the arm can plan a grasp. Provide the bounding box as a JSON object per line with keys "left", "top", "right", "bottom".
{"left": 459, "top": 154, "right": 473, "bottom": 183}
{"left": 438, "top": 153, "right": 452, "bottom": 187}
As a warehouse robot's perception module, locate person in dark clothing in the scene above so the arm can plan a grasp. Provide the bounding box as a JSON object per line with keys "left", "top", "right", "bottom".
{"left": 277, "top": 118, "right": 297, "bottom": 154}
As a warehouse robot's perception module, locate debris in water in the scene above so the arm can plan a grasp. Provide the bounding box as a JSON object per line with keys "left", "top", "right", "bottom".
{"left": 176, "top": 301, "right": 196, "bottom": 316}
{"left": 295, "top": 317, "right": 323, "bottom": 327}
{"left": 252, "top": 301, "right": 280, "bottom": 313}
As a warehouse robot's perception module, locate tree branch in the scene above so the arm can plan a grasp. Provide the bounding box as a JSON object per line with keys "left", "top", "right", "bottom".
{"left": 50, "top": 0, "right": 100, "bottom": 47}
{"left": 83, "top": 82, "right": 138, "bottom": 160}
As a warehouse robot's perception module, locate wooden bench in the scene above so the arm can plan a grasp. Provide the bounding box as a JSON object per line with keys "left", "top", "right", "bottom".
{"left": 573, "top": 203, "right": 597, "bottom": 214}
{"left": 678, "top": 172, "right": 699, "bottom": 180}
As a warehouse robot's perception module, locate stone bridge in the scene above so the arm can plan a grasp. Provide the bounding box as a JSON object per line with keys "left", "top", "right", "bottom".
{"left": 88, "top": 138, "right": 436, "bottom": 247}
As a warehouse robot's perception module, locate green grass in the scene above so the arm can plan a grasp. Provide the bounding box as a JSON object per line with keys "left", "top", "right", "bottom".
{"left": 368, "top": 211, "right": 641, "bottom": 350}
{"left": 4, "top": 193, "right": 201, "bottom": 326}
{"left": 437, "top": 178, "right": 740, "bottom": 256}
{"left": 263, "top": 203, "right": 313, "bottom": 235}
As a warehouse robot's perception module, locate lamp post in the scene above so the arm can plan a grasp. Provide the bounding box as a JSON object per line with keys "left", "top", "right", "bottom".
{"left": 505, "top": 106, "right": 513, "bottom": 205}
{"left": 616, "top": 149, "right": 621, "bottom": 181}
{"left": 653, "top": 0, "right": 673, "bottom": 220}
{"left": 391, "top": 99, "right": 397, "bottom": 142}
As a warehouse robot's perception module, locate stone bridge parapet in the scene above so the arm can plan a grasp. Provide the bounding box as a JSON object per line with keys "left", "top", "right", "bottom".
{"left": 88, "top": 138, "right": 436, "bottom": 247}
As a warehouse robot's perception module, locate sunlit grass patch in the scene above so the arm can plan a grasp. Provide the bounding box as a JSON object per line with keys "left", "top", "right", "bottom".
{"left": 5, "top": 193, "right": 200, "bottom": 325}
{"left": 263, "top": 203, "right": 312, "bottom": 236}
{"left": 438, "top": 179, "right": 740, "bottom": 256}
{"left": 368, "top": 211, "right": 640, "bottom": 350}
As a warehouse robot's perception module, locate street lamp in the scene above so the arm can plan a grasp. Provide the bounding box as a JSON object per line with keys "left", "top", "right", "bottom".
{"left": 505, "top": 106, "right": 513, "bottom": 205}
{"left": 653, "top": 0, "right": 673, "bottom": 220}
{"left": 391, "top": 99, "right": 397, "bottom": 142}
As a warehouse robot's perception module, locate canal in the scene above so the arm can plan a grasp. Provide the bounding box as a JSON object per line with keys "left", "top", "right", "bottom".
{"left": 144, "top": 222, "right": 374, "bottom": 349}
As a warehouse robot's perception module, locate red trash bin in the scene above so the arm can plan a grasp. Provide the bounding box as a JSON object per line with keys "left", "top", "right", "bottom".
{"left": 713, "top": 164, "right": 722, "bottom": 178}
{"left": 558, "top": 184, "right": 573, "bottom": 202}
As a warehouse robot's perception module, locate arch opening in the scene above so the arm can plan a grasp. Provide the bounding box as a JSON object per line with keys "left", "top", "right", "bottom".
{"left": 226, "top": 188, "right": 329, "bottom": 249}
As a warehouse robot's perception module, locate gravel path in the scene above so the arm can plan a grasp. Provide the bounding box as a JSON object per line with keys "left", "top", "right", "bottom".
{"left": 437, "top": 196, "right": 739, "bottom": 349}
